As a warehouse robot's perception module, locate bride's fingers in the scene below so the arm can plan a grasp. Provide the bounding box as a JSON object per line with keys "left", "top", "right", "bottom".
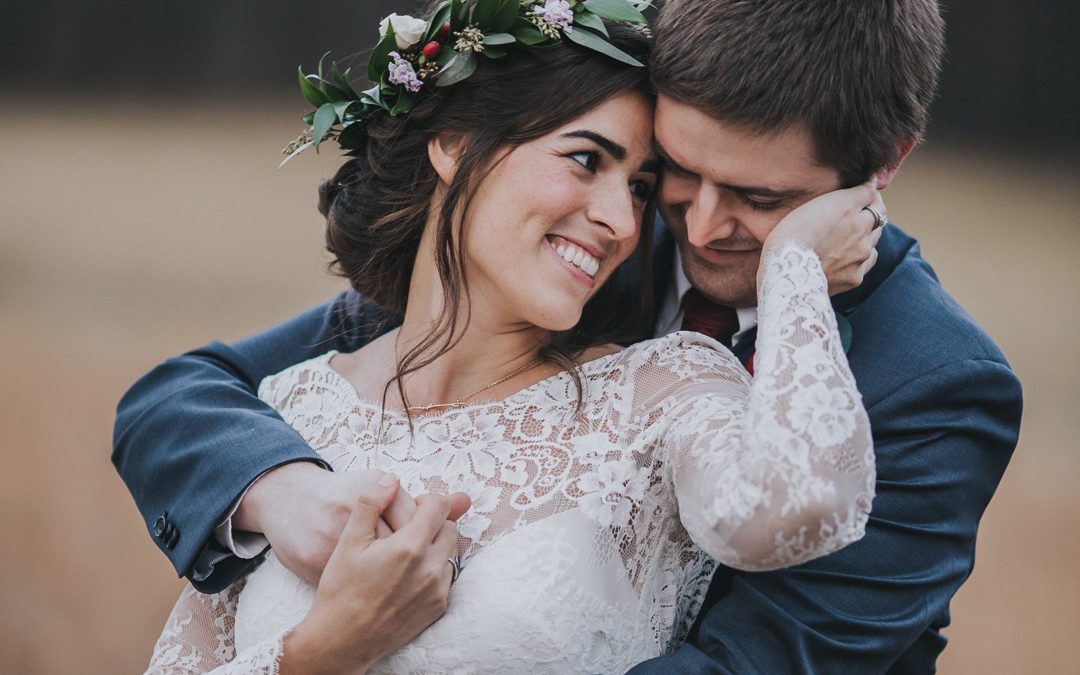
{"left": 446, "top": 492, "right": 472, "bottom": 522}
{"left": 400, "top": 493, "right": 452, "bottom": 545}
{"left": 336, "top": 474, "right": 400, "bottom": 553}
{"left": 432, "top": 520, "right": 461, "bottom": 586}
{"left": 432, "top": 518, "right": 459, "bottom": 557}
{"left": 382, "top": 480, "right": 419, "bottom": 531}
{"left": 376, "top": 518, "right": 394, "bottom": 539}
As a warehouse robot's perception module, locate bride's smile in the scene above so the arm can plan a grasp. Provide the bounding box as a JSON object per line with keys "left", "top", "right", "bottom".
{"left": 452, "top": 90, "right": 658, "bottom": 333}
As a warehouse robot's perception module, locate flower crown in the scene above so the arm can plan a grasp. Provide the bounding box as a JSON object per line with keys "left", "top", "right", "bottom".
{"left": 283, "top": 0, "right": 651, "bottom": 164}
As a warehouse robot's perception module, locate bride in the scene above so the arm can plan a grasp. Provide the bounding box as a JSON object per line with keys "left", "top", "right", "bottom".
{"left": 148, "top": 2, "right": 880, "bottom": 673}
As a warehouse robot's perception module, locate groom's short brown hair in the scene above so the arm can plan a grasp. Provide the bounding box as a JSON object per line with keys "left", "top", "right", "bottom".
{"left": 651, "top": 0, "right": 945, "bottom": 186}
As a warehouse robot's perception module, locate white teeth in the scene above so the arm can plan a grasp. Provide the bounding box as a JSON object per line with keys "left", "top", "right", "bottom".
{"left": 551, "top": 238, "right": 600, "bottom": 278}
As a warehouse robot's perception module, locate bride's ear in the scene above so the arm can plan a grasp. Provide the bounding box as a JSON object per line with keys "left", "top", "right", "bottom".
{"left": 428, "top": 133, "right": 468, "bottom": 185}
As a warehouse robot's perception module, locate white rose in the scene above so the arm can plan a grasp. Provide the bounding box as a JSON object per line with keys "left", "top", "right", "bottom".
{"left": 378, "top": 13, "right": 429, "bottom": 50}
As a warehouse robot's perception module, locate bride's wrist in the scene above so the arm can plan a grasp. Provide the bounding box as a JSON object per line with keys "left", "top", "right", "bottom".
{"left": 282, "top": 614, "right": 377, "bottom": 675}
{"left": 281, "top": 618, "right": 364, "bottom": 675}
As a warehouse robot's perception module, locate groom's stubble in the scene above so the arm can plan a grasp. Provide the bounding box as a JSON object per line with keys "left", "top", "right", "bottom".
{"left": 654, "top": 96, "right": 841, "bottom": 308}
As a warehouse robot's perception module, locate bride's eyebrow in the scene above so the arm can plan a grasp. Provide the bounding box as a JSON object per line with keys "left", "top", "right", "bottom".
{"left": 561, "top": 130, "right": 626, "bottom": 161}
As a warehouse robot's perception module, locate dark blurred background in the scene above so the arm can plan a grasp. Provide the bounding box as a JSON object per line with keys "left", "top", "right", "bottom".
{"left": 1, "top": 1, "right": 1077, "bottom": 673}
{"left": 2, "top": 1, "right": 1077, "bottom": 154}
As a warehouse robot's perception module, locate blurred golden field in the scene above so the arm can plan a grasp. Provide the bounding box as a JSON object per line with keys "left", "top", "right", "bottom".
{"left": 1, "top": 102, "right": 1078, "bottom": 673}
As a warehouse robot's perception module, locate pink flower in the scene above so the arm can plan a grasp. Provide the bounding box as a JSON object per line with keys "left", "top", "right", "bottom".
{"left": 534, "top": 0, "right": 574, "bottom": 32}
{"left": 388, "top": 51, "right": 423, "bottom": 93}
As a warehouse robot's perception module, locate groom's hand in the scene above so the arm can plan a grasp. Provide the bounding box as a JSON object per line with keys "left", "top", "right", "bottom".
{"left": 234, "top": 462, "right": 470, "bottom": 584}
{"left": 281, "top": 477, "right": 463, "bottom": 674}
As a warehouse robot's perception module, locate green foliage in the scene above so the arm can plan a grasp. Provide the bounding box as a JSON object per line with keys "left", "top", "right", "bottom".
{"left": 573, "top": 11, "right": 609, "bottom": 37}
{"left": 437, "top": 52, "right": 478, "bottom": 87}
{"left": 564, "top": 24, "right": 643, "bottom": 67}
{"left": 284, "top": 0, "right": 649, "bottom": 163}
{"left": 583, "top": 0, "right": 646, "bottom": 23}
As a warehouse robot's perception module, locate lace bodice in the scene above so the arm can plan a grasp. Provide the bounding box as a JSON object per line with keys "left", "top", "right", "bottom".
{"left": 146, "top": 241, "right": 875, "bottom": 674}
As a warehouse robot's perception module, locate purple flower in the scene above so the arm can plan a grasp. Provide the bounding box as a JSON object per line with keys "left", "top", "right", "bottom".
{"left": 534, "top": 0, "right": 574, "bottom": 32}
{"left": 388, "top": 51, "right": 423, "bottom": 93}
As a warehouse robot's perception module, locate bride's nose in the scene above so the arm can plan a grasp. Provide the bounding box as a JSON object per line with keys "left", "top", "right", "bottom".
{"left": 585, "top": 184, "right": 638, "bottom": 242}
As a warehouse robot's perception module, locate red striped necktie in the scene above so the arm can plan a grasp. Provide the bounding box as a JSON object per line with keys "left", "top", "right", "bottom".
{"left": 680, "top": 288, "right": 740, "bottom": 349}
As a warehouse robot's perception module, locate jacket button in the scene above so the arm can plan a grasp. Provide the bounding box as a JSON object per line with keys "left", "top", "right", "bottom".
{"left": 165, "top": 526, "right": 180, "bottom": 550}
{"left": 153, "top": 512, "right": 169, "bottom": 538}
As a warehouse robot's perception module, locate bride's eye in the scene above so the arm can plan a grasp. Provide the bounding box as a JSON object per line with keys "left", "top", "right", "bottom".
{"left": 567, "top": 151, "right": 600, "bottom": 173}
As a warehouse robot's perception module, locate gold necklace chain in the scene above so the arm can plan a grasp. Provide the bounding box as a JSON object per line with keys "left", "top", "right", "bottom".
{"left": 393, "top": 336, "right": 543, "bottom": 413}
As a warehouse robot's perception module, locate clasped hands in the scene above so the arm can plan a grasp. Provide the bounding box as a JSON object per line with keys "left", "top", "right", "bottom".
{"left": 234, "top": 462, "right": 471, "bottom": 673}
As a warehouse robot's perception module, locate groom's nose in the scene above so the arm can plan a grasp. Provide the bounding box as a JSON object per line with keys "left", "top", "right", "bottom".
{"left": 684, "top": 184, "right": 737, "bottom": 247}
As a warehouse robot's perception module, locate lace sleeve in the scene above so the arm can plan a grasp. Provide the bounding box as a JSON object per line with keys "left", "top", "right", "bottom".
{"left": 146, "top": 580, "right": 287, "bottom": 674}
{"left": 653, "top": 240, "right": 875, "bottom": 572}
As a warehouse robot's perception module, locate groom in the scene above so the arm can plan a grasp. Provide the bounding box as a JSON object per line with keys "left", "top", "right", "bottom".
{"left": 114, "top": 0, "right": 1021, "bottom": 672}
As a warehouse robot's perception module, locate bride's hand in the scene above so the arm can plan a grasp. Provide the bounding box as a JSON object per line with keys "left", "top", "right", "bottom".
{"left": 761, "top": 181, "right": 885, "bottom": 296}
{"left": 281, "top": 478, "right": 464, "bottom": 675}
{"left": 237, "top": 462, "right": 470, "bottom": 584}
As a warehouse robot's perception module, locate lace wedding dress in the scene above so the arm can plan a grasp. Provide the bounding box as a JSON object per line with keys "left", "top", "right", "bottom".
{"left": 147, "top": 242, "right": 875, "bottom": 674}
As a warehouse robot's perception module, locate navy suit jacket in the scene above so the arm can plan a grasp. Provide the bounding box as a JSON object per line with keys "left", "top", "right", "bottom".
{"left": 113, "top": 224, "right": 1021, "bottom": 673}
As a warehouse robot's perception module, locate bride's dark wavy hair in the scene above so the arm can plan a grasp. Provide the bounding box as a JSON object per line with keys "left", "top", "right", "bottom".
{"left": 317, "top": 23, "right": 655, "bottom": 414}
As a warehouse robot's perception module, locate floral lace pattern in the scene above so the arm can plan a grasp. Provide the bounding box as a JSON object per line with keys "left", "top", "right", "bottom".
{"left": 146, "top": 241, "right": 874, "bottom": 673}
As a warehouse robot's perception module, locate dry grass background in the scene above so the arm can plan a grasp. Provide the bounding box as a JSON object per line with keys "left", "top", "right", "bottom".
{"left": 1, "top": 102, "right": 1077, "bottom": 673}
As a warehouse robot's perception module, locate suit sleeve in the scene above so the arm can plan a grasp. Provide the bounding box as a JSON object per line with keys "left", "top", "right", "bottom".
{"left": 629, "top": 357, "right": 1022, "bottom": 674}
{"left": 112, "top": 291, "right": 390, "bottom": 593}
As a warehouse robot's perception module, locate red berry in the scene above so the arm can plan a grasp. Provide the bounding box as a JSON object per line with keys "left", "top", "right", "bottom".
{"left": 439, "top": 21, "right": 451, "bottom": 38}
{"left": 422, "top": 41, "right": 442, "bottom": 59}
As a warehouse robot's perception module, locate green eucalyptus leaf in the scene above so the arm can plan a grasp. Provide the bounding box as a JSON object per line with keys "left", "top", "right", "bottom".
{"left": 333, "top": 100, "right": 356, "bottom": 120}
{"left": 573, "top": 11, "right": 608, "bottom": 36}
{"left": 490, "top": 0, "right": 520, "bottom": 33}
{"left": 582, "top": 0, "right": 645, "bottom": 23}
{"left": 425, "top": 1, "right": 453, "bottom": 41}
{"left": 331, "top": 62, "right": 360, "bottom": 99}
{"left": 436, "top": 46, "right": 456, "bottom": 66}
{"left": 436, "top": 51, "right": 477, "bottom": 87}
{"left": 390, "top": 90, "right": 417, "bottom": 116}
{"left": 298, "top": 67, "right": 330, "bottom": 107}
{"left": 473, "top": 0, "right": 500, "bottom": 26}
{"left": 564, "top": 26, "right": 643, "bottom": 66}
{"left": 318, "top": 80, "right": 351, "bottom": 102}
{"left": 302, "top": 111, "right": 315, "bottom": 125}
{"left": 452, "top": 0, "right": 468, "bottom": 24}
{"left": 511, "top": 21, "right": 546, "bottom": 45}
{"left": 337, "top": 121, "right": 368, "bottom": 151}
{"left": 483, "top": 46, "right": 507, "bottom": 59}
{"left": 482, "top": 32, "right": 515, "bottom": 45}
{"left": 312, "top": 102, "right": 337, "bottom": 150}
{"left": 360, "top": 85, "right": 382, "bottom": 106}
{"left": 368, "top": 29, "right": 398, "bottom": 83}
